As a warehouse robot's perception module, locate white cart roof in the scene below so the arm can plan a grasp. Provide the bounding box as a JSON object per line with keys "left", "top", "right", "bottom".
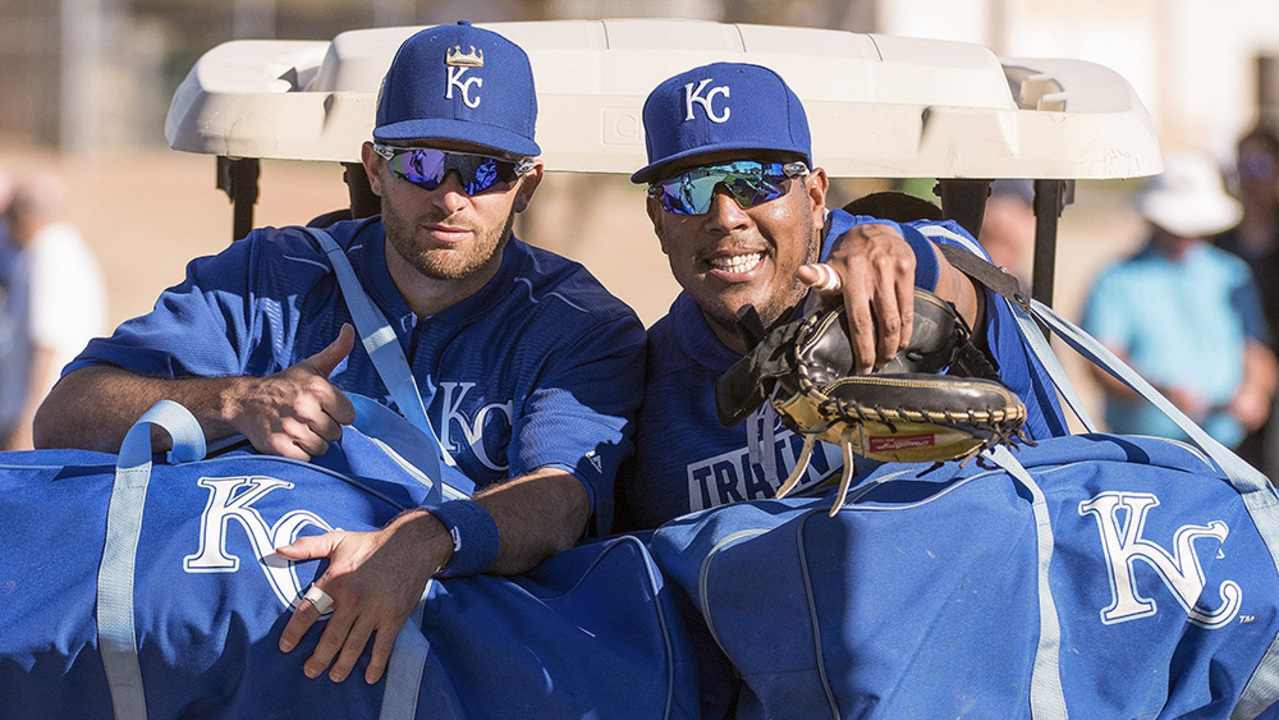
{"left": 165, "top": 18, "right": 1162, "bottom": 179}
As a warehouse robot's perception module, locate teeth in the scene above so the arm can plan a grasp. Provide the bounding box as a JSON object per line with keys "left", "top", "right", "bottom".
{"left": 709, "top": 252, "right": 763, "bottom": 273}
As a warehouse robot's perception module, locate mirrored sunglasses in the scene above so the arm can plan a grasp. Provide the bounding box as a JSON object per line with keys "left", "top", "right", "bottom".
{"left": 648, "top": 160, "right": 809, "bottom": 215}
{"left": 373, "top": 144, "right": 535, "bottom": 195}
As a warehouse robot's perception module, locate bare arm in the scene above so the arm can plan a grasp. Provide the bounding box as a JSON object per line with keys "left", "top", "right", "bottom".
{"left": 1228, "top": 338, "right": 1278, "bottom": 432}
{"left": 797, "top": 223, "right": 981, "bottom": 373}
{"left": 275, "top": 466, "right": 590, "bottom": 684}
{"left": 1086, "top": 345, "right": 1211, "bottom": 421}
{"left": 33, "top": 325, "right": 357, "bottom": 459}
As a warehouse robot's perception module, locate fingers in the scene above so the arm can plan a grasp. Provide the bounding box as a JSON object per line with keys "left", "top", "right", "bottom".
{"left": 811, "top": 223, "right": 917, "bottom": 373}
{"left": 365, "top": 624, "right": 398, "bottom": 684}
{"left": 239, "top": 326, "right": 357, "bottom": 460}
{"left": 328, "top": 615, "right": 379, "bottom": 683}
{"left": 275, "top": 532, "right": 337, "bottom": 562}
{"left": 797, "top": 262, "right": 841, "bottom": 293}
{"left": 279, "top": 584, "right": 325, "bottom": 654}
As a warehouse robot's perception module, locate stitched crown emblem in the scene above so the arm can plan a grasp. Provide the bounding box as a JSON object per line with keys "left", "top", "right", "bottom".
{"left": 446, "top": 45, "right": 484, "bottom": 67}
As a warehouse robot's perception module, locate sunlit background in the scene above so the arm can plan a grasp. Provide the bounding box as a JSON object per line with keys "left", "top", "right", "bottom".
{"left": 0, "top": 0, "right": 1277, "bottom": 431}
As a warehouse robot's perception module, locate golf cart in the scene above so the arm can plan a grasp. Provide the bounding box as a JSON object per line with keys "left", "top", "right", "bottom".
{"left": 163, "top": 18, "right": 1164, "bottom": 308}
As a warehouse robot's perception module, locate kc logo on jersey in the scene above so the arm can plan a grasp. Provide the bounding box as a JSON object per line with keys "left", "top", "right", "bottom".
{"left": 445, "top": 44, "right": 484, "bottom": 108}
{"left": 183, "top": 475, "right": 334, "bottom": 610}
{"left": 438, "top": 381, "right": 513, "bottom": 472}
{"left": 1080, "top": 491, "right": 1241, "bottom": 629}
{"left": 683, "top": 78, "right": 731, "bottom": 123}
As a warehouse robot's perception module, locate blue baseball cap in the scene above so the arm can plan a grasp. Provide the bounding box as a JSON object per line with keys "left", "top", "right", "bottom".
{"left": 374, "top": 21, "right": 540, "bottom": 158}
{"left": 631, "top": 62, "right": 811, "bottom": 184}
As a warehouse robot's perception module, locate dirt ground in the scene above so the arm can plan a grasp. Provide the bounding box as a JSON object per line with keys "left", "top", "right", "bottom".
{"left": 0, "top": 142, "right": 1149, "bottom": 428}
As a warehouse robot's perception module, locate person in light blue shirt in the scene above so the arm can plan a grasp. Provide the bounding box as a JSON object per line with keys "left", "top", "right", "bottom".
{"left": 1083, "top": 150, "right": 1277, "bottom": 452}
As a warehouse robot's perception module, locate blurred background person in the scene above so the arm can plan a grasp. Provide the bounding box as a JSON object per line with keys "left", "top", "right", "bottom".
{"left": 1217, "top": 126, "right": 1279, "bottom": 475}
{"left": 979, "top": 179, "right": 1037, "bottom": 291}
{"left": 0, "top": 169, "right": 33, "bottom": 449}
{"left": 2, "top": 173, "right": 107, "bottom": 449}
{"left": 1082, "top": 151, "right": 1278, "bottom": 468}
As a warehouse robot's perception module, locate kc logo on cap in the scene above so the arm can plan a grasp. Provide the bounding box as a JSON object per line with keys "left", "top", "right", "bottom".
{"left": 632, "top": 62, "right": 811, "bottom": 184}
{"left": 684, "top": 79, "right": 730, "bottom": 123}
{"left": 445, "top": 45, "right": 484, "bottom": 108}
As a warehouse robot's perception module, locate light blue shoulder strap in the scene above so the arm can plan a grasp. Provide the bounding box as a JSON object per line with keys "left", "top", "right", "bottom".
{"left": 379, "top": 582, "right": 435, "bottom": 720}
{"left": 916, "top": 223, "right": 1097, "bottom": 431}
{"left": 301, "top": 227, "right": 458, "bottom": 481}
{"left": 98, "top": 400, "right": 206, "bottom": 720}
{"left": 1027, "top": 298, "right": 1268, "bottom": 491}
{"left": 987, "top": 445, "right": 1068, "bottom": 720}
{"left": 1021, "top": 299, "right": 1279, "bottom": 719}
{"left": 1010, "top": 302, "right": 1097, "bottom": 432}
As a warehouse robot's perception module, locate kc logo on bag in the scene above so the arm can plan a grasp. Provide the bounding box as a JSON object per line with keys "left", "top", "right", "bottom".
{"left": 1080, "top": 491, "right": 1241, "bottom": 629}
{"left": 183, "top": 475, "right": 335, "bottom": 610}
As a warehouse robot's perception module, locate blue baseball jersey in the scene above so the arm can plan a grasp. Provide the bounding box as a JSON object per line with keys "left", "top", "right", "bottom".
{"left": 68, "top": 218, "right": 646, "bottom": 533}
{"left": 618, "top": 210, "right": 1068, "bottom": 530}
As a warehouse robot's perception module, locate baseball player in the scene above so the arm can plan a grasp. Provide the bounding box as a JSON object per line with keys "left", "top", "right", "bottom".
{"left": 617, "top": 62, "right": 1068, "bottom": 531}
{"left": 35, "top": 22, "right": 646, "bottom": 686}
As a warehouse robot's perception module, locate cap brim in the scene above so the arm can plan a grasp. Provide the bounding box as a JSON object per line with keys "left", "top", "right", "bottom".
{"left": 630, "top": 141, "right": 811, "bottom": 184}
{"left": 374, "top": 118, "right": 540, "bottom": 158}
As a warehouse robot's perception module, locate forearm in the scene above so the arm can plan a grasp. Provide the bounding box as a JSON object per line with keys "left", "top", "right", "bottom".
{"left": 386, "top": 467, "right": 589, "bottom": 579}
{"left": 32, "top": 364, "right": 249, "bottom": 452}
{"left": 1239, "top": 340, "right": 1279, "bottom": 400}
{"left": 475, "top": 467, "right": 590, "bottom": 574}
{"left": 932, "top": 250, "right": 983, "bottom": 332}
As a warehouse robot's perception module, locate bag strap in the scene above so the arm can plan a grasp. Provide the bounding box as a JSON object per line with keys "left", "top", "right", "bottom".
{"left": 935, "top": 242, "right": 1098, "bottom": 431}
{"left": 1026, "top": 299, "right": 1269, "bottom": 491}
{"left": 986, "top": 445, "right": 1069, "bottom": 720}
{"left": 98, "top": 400, "right": 206, "bottom": 720}
{"left": 379, "top": 582, "right": 436, "bottom": 720}
{"left": 349, "top": 394, "right": 472, "bottom": 500}
{"left": 301, "top": 227, "right": 458, "bottom": 483}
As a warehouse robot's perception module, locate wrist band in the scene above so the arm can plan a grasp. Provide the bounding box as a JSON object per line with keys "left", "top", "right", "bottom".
{"left": 426, "top": 499, "right": 500, "bottom": 578}
{"left": 900, "top": 224, "right": 942, "bottom": 292}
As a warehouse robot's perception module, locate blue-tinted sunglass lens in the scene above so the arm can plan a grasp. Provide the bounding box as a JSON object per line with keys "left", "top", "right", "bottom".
{"left": 386, "top": 149, "right": 517, "bottom": 195}
{"left": 388, "top": 149, "right": 447, "bottom": 189}
{"left": 657, "top": 162, "right": 791, "bottom": 215}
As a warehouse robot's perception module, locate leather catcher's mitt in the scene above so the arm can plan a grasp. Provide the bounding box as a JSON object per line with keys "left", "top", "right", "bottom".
{"left": 716, "top": 288, "right": 1027, "bottom": 515}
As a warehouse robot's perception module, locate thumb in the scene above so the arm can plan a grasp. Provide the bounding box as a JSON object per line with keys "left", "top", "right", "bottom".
{"left": 797, "top": 262, "right": 841, "bottom": 293}
{"left": 275, "top": 531, "right": 340, "bottom": 561}
{"left": 301, "top": 324, "right": 355, "bottom": 378}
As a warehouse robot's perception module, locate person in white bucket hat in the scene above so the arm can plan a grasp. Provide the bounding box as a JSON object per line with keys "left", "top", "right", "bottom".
{"left": 1083, "top": 150, "right": 1278, "bottom": 462}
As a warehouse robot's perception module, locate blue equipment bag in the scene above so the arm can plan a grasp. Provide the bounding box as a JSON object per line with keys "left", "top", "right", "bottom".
{"left": 0, "top": 396, "right": 695, "bottom": 719}
{"left": 648, "top": 297, "right": 1279, "bottom": 719}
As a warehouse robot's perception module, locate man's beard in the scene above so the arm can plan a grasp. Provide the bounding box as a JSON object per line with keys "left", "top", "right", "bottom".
{"left": 381, "top": 199, "right": 517, "bottom": 280}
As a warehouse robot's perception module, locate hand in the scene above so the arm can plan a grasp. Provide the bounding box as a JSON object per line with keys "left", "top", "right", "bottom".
{"left": 1228, "top": 385, "right": 1272, "bottom": 432}
{"left": 275, "top": 510, "right": 453, "bottom": 684}
{"left": 226, "top": 324, "right": 357, "bottom": 460}
{"left": 796, "top": 224, "right": 916, "bottom": 374}
{"left": 1162, "top": 386, "right": 1209, "bottom": 422}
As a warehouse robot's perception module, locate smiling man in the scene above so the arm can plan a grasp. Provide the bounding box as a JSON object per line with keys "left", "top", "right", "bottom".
{"left": 617, "top": 62, "right": 1067, "bottom": 531}
{"left": 34, "top": 22, "right": 645, "bottom": 686}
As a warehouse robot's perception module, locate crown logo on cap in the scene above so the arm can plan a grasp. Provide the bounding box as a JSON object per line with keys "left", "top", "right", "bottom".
{"left": 446, "top": 45, "right": 484, "bottom": 67}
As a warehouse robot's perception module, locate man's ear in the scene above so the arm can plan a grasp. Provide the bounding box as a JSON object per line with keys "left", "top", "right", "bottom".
{"left": 646, "top": 195, "right": 671, "bottom": 255}
{"left": 805, "top": 167, "right": 829, "bottom": 231}
{"left": 512, "top": 163, "right": 543, "bottom": 213}
{"left": 361, "top": 142, "right": 386, "bottom": 197}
